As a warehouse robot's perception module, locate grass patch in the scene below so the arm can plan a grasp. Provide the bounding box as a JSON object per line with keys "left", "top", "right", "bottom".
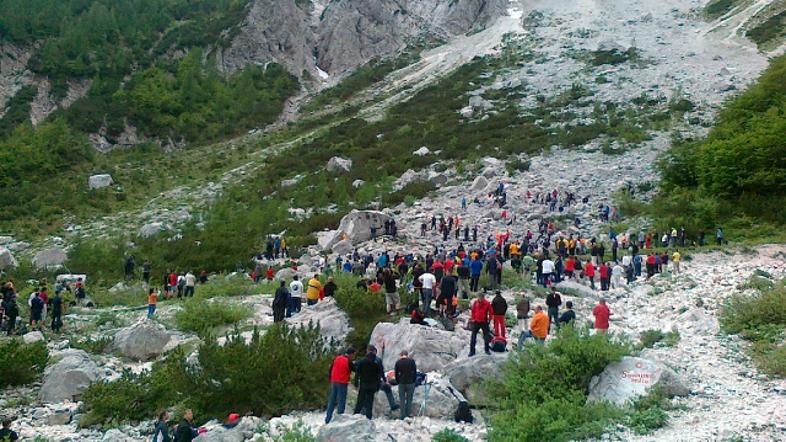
{"left": 639, "top": 329, "right": 681, "bottom": 349}
{"left": 747, "top": 9, "right": 786, "bottom": 48}
{"left": 433, "top": 429, "right": 469, "bottom": 442}
{"left": 69, "top": 336, "right": 113, "bottom": 354}
{"left": 720, "top": 280, "right": 786, "bottom": 376}
{"left": 174, "top": 298, "right": 251, "bottom": 337}
{"left": 704, "top": 0, "right": 743, "bottom": 19}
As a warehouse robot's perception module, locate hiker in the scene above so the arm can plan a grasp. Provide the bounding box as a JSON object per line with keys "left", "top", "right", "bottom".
{"left": 273, "top": 281, "right": 289, "bottom": 323}
{"left": 168, "top": 271, "right": 178, "bottom": 299}
{"left": 438, "top": 273, "right": 457, "bottom": 317}
{"left": 2, "top": 295, "right": 17, "bottom": 335}
{"left": 184, "top": 271, "right": 196, "bottom": 297}
{"left": 558, "top": 301, "right": 576, "bottom": 327}
{"left": 29, "top": 291, "right": 44, "bottom": 331}
{"left": 50, "top": 291, "right": 63, "bottom": 332}
{"left": 367, "top": 346, "right": 399, "bottom": 414}
{"left": 326, "top": 348, "right": 356, "bottom": 424}
{"left": 152, "top": 411, "right": 171, "bottom": 442}
{"left": 353, "top": 348, "right": 384, "bottom": 419}
{"left": 418, "top": 270, "right": 437, "bottom": 317}
{"left": 383, "top": 270, "right": 400, "bottom": 315}
{"left": 468, "top": 292, "right": 493, "bottom": 356}
{"left": 147, "top": 288, "right": 158, "bottom": 318}
{"left": 518, "top": 305, "right": 548, "bottom": 346}
{"left": 599, "top": 262, "right": 610, "bottom": 291}
{"left": 174, "top": 409, "right": 198, "bottom": 442}
{"left": 395, "top": 350, "right": 417, "bottom": 420}
{"left": 288, "top": 275, "right": 303, "bottom": 317}
{"left": 324, "top": 276, "right": 338, "bottom": 298}
{"left": 611, "top": 263, "right": 625, "bottom": 288}
{"left": 593, "top": 298, "right": 612, "bottom": 334}
{"left": 583, "top": 259, "right": 596, "bottom": 290}
{"left": 125, "top": 255, "right": 135, "bottom": 280}
{"left": 306, "top": 274, "right": 322, "bottom": 306}
{"left": 516, "top": 295, "right": 530, "bottom": 332}
{"left": 541, "top": 255, "right": 554, "bottom": 287}
{"left": 143, "top": 260, "right": 151, "bottom": 284}
{"left": 545, "top": 287, "right": 561, "bottom": 331}
{"left": 469, "top": 257, "right": 483, "bottom": 292}
{"left": 491, "top": 290, "right": 508, "bottom": 337}
{"left": 0, "top": 417, "right": 18, "bottom": 441}
{"left": 176, "top": 273, "right": 186, "bottom": 298}
{"left": 672, "top": 249, "right": 681, "bottom": 275}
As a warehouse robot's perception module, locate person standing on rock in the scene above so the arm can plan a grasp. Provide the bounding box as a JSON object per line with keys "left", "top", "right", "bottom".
{"left": 353, "top": 346, "right": 384, "bottom": 419}
{"left": 152, "top": 411, "right": 171, "bottom": 442}
{"left": 491, "top": 290, "right": 508, "bottom": 338}
{"left": 147, "top": 288, "right": 158, "bottom": 318}
{"left": 672, "top": 249, "right": 681, "bottom": 275}
{"left": 469, "top": 256, "right": 483, "bottom": 293}
{"left": 418, "top": 270, "right": 436, "bottom": 317}
{"left": 273, "top": 280, "right": 289, "bottom": 323}
{"left": 306, "top": 274, "right": 322, "bottom": 306}
{"left": 383, "top": 270, "right": 400, "bottom": 315}
{"left": 593, "top": 298, "right": 611, "bottom": 334}
{"left": 583, "top": 259, "right": 596, "bottom": 290}
{"left": 174, "top": 409, "right": 198, "bottom": 442}
{"left": 288, "top": 275, "right": 303, "bottom": 317}
{"left": 545, "top": 287, "right": 561, "bottom": 332}
{"left": 395, "top": 350, "right": 417, "bottom": 420}
{"left": 516, "top": 295, "right": 530, "bottom": 333}
{"left": 29, "top": 290, "right": 44, "bottom": 331}
{"left": 469, "top": 292, "right": 493, "bottom": 356}
{"left": 326, "top": 348, "right": 356, "bottom": 424}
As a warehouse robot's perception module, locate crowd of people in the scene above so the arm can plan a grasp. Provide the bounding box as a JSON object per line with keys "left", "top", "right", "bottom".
{"left": 0, "top": 277, "right": 85, "bottom": 336}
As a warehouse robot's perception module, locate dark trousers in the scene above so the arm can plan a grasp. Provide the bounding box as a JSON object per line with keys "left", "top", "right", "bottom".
{"left": 601, "top": 277, "right": 610, "bottom": 291}
{"left": 354, "top": 388, "right": 377, "bottom": 419}
{"left": 398, "top": 383, "right": 415, "bottom": 419}
{"left": 184, "top": 286, "right": 195, "bottom": 297}
{"left": 51, "top": 313, "right": 62, "bottom": 332}
{"left": 287, "top": 297, "right": 301, "bottom": 317}
{"left": 273, "top": 308, "right": 285, "bottom": 323}
{"left": 469, "top": 321, "right": 492, "bottom": 355}
{"left": 547, "top": 306, "right": 559, "bottom": 331}
{"left": 5, "top": 315, "right": 16, "bottom": 335}
{"left": 470, "top": 276, "right": 480, "bottom": 292}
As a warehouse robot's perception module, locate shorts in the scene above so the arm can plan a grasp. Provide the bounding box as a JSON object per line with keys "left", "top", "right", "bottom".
{"left": 385, "top": 292, "right": 401, "bottom": 306}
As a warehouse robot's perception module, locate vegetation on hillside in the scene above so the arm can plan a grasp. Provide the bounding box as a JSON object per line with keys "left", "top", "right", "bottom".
{"left": 633, "top": 55, "right": 786, "bottom": 243}
{"left": 720, "top": 279, "right": 786, "bottom": 376}
{"left": 0, "top": 339, "right": 49, "bottom": 388}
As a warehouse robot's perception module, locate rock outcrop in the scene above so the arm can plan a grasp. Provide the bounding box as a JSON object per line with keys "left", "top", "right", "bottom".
{"left": 39, "top": 350, "right": 102, "bottom": 403}
{"left": 88, "top": 174, "right": 114, "bottom": 190}
{"left": 32, "top": 248, "right": 68, "bottom": 270}
{"left": 319, "top": 210, "right": 394, "bottom": 250}
{"left": 317, "top": 414, "right": 376, "bottom": 442}
{"left": 370, "top": 319, "right": 467, "bottom": 372}
{"left": 285, "top": 297, "right": 351, "bottom": 344}
{"left": 0, "top": 246, "right": 18, "bottom": 269}
{"left": 587, "top": 356, "right": 690, "bottom": 405}
{"left": 112, "top": 319, "right": 172, "bottom": 361}
{"left": 326, "top": 156, "right": 353, "bottom": 173}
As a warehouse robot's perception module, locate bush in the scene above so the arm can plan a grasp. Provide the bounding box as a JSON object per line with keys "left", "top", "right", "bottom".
{"left": 0, "top": 339, "right": 49, "bottom": 388}
{"left": 485, "top": 327, "right": 630, "bottom": 441}
{"left": 69, "top": 336, "right": 113, "bottom": 354}
{"left": 626, "top": 389, "right": 674, "bottom": 434}
{"left": 720, "top": 280, "right": 786, "bottom": 376}
{"left": 432, "top": 429, "right": 469, "bottom": 442}
{"left": 639, "top": 329, "right": 680, "bottom": 349}
{"left": 174, "top": 299, "right": 251, "bottom": 337}
{"left": 82, "top": 324, "right": 336, "bottom": 423}
{"left": 332, "top": 273, "right": 390, "bottom": 351}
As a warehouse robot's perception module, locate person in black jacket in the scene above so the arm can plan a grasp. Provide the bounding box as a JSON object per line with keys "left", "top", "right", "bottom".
{"left": 558, "top": 301, "right": 576, "bottom": 327}
{"left": 152, "top": 411, "right": 171, "bottom": 442}
{"left": 272, "top": 281, "right": 289, "bottom": 323}
{"left": 324, "top": 276, "right": 338, "bottom": 298}
{"left": 394, "top": 350, "right": 417, "bottom": 420}
{"left": 353, "top": 351, "right": 383, "bottom": 419}
{"left": 437, "top": 274, "right": 457, "bottom": 317}
{"left": 545, "top": 287, "right": 562, "bottom": 332}
{"left": 50, "top": 292, "right": 63, "bottom": 332}
{"left": 174, "top": 409, "right": 198, "bottom": 442}
{"left": 491, "top": 291, "right": 508, "bottom": 337}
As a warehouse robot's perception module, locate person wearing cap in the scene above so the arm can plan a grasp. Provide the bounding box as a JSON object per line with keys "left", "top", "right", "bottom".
{"left": 325, "top": 348, "right": 356, "bottom": 424}
{"left": 272, "top": 280, "right": 289, "bottom": 323}
{"left": 0, "top": 417, "right": 18, "bottom": 441}
{"left": 223, "top": 413, "right": 241, "bottom": 429}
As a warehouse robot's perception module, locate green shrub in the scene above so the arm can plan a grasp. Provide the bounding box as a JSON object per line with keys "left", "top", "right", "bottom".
{"left": 83, "top": 324, "right": 335, "bottom": 423}
{"left": 720, "top": 281, "right": 786, "bottom": 376}
{"left": 174, "top": 299, "right": 251, "bottom": 337}
{"left": 274, "top": 421, "right": 317, "bottom": 442}
{"left": 0, "top": 339, "right": 49, "bottom": 388}
{"left": 626, "top": 389, "right": 673, "bottom": 434}
{"left": 69, "top": 336, "right": 112, "bottom": 354}
{"left": 486, "top": 327, "right": 630, "bottom": 441}
{"left": 639, "top": 329, "right": 680, "bottom": 349}
{"left": 432, "top": 429, "right": 469, "bottom": 442}
{"left": 332, "top": 273, "right": 390, "bottom": 351}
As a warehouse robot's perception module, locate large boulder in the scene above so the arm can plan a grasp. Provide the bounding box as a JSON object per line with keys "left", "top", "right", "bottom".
{"left": 326, "top": 156, "right": 352, "bottom": 173}
{"left": 331, "top": 239, "right": 354, "bottom": 256}
{"left": 444, "top": 353, "right": 507, "bottom": 405}
{"left": 587, "top": 356, "right": 690, "bottom": 406}
{"left": 370, "top": 319, "right": 467, "bottom": 373}
{"left": 112, "top": 319, "right": 172, "bottom": 361}
{"left": 394, "top": 169, "right": 427, "bottom": 189}
{"left": 139, "top": 222, "right": 165, "bottom": 239}
{"left": 0, "top": 246, "right": 18, "bottom": 269}
{"left": 39, "top": 349, "right": 102, "bottom": 403}
{"left": 374, "top": 372, "right": 465, "bottom": 419}
{"left": 32, "top": 247, "right": 68, "bottom": 270}
{"left": 335, "top": 210, "right": 393, "bottom": 245}
{"left": 470, "top": 176, "right": 488, "bottom": 193}
{"left": 88, "top": 174, "right": 114, "bottom": 190}
{"left": 317, "top": 414, "right": 375, "bottom": 442}
{"left": 285, "top": 297, "right": 351, "bottom": 344}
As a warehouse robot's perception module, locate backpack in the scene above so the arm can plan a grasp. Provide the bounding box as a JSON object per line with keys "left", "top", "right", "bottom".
{"left": 454, "top": 401, "right": 474, "bottom": 424}
{"left": 415, "top": 371, "right": 427, "bottom": 386}
{"left": 490, "top": 336, "right": 507, "bottom": 352}
{"left": 440, "top": 315, "right": 455, "bottom": 332}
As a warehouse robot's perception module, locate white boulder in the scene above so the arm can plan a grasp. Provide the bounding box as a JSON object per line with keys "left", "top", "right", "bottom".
{"left": 326, "top": 156, "right": 352, "bottom": 173}
{"left": 22, "top": 331, "right": 45, "bottom": 344}
{"left": 88, "top": 174, "right": 114, "bottom": 190}
{"left": 0, "top": 246, "right": 18, "bottom": 269}
{"left": 444, "top": 353, "right": 507, "bottom": 405}
{"left": 352, "top": 179, "right": 365, "bottom": 188}
{"left": 587, "top": 356, "right": 689, "bottom": 406}
{"left": 374, "top": 372, "right": 466, "bottom": 419}
{"left": 285, "top": 297, "right": 351, "bottom": 344}
{"left": 413, "top": 146, "right": 431, "bottom": 156}
{"left": 318, "top": 414, "right": 375, "bottom": 442}
{"left": 139, "top": 222, "right": 165, "bottom": 239}
{"left": 331, "top": 239, "right": 354, "bottom": 256}
{"left": 470, "top": 176, "right": 488, "bottom": 193}
{"left": 39, "top": 349, "right": 102, "bottom": 403}
{"left": 370, "top": 319, "right": 467, "bottom": 373}
{"left": 32, "top": 248, "right": 68, "bottom": 270}
{"left": 112, "top": 319, "right": 172, "bottom": 361}
{"left": 194, "top": 417, "right": 263, "bottom": 442}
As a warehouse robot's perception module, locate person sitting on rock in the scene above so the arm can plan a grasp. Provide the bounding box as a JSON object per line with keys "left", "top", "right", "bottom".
{"left": 518, "top": 305, "right": 549, "bottom": 347}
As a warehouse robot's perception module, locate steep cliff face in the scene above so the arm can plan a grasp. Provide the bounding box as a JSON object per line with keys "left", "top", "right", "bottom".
{"left": 219, "top": 0, "right": 509, "bottom": 79}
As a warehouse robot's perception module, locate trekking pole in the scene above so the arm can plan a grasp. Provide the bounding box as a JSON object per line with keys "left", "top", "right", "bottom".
{"left": 419, "top": 382, "right": 432, "bottom": 416}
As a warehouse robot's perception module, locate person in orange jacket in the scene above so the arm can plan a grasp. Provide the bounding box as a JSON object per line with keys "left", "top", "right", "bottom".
{"left": 518, "top": 305, "right": 549, "bottom": 346}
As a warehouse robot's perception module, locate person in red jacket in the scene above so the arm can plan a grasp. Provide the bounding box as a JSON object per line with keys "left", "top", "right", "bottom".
{"left": 565, "top": 256, "right": 576, "bottom": 280}
{"left": 325, "top": 348, "right": 356, "bottom": 424}
{"left": 599, "top": 262, "right": 610, "bottom": 291}
{"left": 593, "top": 298, "right": 611, "bottom": 334}
{"left": 583, "top": 260, "right": 596, "bottom": 290}
{"left": 469, "top": 292, "right": 493, "bottom": 356}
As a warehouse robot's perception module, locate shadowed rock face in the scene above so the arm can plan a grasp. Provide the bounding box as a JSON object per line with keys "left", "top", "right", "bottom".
{"left": 218, "top": 0, "right": 509, "bottom": 78}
